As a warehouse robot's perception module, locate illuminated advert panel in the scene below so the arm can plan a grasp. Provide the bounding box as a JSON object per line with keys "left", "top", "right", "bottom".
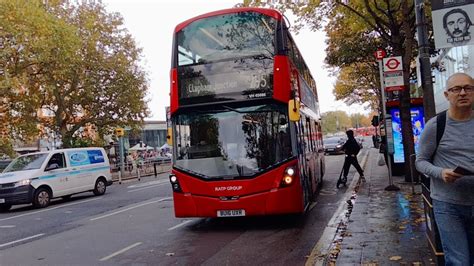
{"left": 390, "top": 107, "right": 425, "bottom": 163}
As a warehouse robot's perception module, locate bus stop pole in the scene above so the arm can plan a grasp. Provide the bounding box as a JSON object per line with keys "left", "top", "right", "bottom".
{"left": 378, "top": 59, "right": 400, "bottom": 191}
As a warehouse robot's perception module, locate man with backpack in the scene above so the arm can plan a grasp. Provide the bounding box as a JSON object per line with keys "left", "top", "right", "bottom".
{"left": 340, "top": 130, "right": 365, "bottom": 184}
{"left": 415, "top": 72, "right": 474, "bottom": 265}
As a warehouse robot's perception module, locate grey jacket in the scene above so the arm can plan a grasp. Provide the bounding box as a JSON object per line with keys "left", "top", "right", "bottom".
{"left": 415, "top": 114, "right": 474, "bottom": 206}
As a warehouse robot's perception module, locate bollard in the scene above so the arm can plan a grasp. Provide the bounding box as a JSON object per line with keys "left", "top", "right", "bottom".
{"left": 154, "top": 162, "right": 157, "bottom": 178}
{"left": 118, "top": 166, "right": 122, "bottom": 184}
{"left": 137, "top": 165, "right": 141, "bottom": 181}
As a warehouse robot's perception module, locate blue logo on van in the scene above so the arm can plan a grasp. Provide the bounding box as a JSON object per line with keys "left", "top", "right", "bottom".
{"left": 88, "top": 150, "right": 105, "bottom": 164}
{"left": 69, "top": 151, "right": 90, "bottom": 166}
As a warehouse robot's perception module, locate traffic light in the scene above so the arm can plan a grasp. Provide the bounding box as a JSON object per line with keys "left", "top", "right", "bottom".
{"left": 371, "top": 115, "right": 379, "bottom": 127}
{"left": 115, "top": 128, "right": 124, "bottom": 137}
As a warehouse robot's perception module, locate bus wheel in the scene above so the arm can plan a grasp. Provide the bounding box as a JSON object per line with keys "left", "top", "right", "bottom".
{"left": 93, "top": 178, "right": 107, "bottom": 196}
{"left": 0, "top": 204, "right": 12, "bottom": 212}
{"left": 33, "top": 187, "right": 51, "bottom": 208}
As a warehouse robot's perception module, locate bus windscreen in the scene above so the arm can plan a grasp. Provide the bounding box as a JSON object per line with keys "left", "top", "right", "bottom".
{"left": 174, "top": 104, "right": 292, "bottom": 179}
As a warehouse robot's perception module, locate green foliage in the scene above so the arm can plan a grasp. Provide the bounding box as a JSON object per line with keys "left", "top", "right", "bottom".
{"left": 69, "top": 136, "right": 105, "bottom": 148}
{"left": 333, "top": 64, "right": 380, "bottom": 110}
{"left": 0, "top": 138, "right": 16, "bottom": 158}
{"left": 321, "top": 111, "right": 351, "bottom": 134}
{"left": 0, "top": 0, "right": 149, "bottom": 148}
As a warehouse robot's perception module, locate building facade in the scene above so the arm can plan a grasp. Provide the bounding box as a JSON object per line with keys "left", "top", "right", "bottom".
{"left": 431, "top": 45, "right": 474, "bottom": 113}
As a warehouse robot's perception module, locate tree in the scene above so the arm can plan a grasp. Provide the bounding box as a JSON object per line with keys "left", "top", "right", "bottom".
{"left": 0, "top": 0, "right": 75, "bottom": 142}
{"left": 321, "top": 111, "right": 351, "bottom": 134}
{"left": 242, "top": 0, "right": 418, "bottom": 178}
{"left": 0, "top": 138, "right": 16, "bottom": 158}
{"left": 0, "top": 0, "right": 150, "bottom": 148}
{"left": 350, "top": 113, "right": 371, "bottom": 128}
{"left": 333, "top": 64, "right": 380, "bottom": 110}
{"left": 324, "top": 11, "right": 385, "bottom": 110}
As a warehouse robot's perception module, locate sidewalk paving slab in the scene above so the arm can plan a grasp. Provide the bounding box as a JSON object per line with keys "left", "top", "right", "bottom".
{"left": 334, "top": 148, "right": 435, "bottom": 265}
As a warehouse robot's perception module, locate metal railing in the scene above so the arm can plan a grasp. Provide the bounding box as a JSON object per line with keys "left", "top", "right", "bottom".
{"left": 110, "top": 158, "right": 171, "bottom": 183}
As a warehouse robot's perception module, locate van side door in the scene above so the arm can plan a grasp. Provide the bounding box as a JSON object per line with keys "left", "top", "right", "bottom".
{"left": 43, "top": 152, "right": 70, "bottom": 197}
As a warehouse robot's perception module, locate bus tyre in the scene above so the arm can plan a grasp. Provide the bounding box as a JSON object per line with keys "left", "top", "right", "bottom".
{"left": 33, "top": 187, "right": 51, "bottom": 208}
{"left": 0, "top": 204, "right": 12, "bottom": 212}
{"left": 93, "top": 178, "right": 106, "bottom": 196}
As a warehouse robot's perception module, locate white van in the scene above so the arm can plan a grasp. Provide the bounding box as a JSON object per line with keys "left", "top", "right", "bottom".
{"left": 0, "top": 147, "right": 112, "bottom": 211}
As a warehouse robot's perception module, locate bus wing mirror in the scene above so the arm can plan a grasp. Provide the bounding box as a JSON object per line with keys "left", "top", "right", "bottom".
{"left": 288, "top": 99, "right": 300, "bottom": 122}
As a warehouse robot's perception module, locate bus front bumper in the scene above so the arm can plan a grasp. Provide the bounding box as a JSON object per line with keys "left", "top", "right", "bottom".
{"left": 172, "top": 187, "right": 304, "bottom": 218}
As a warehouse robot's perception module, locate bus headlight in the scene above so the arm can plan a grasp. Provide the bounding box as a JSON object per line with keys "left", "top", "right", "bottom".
{"left": 281, "top": 167, "right": 295, "bottom": 187}
{"left": 169, "top": 174, "right": 182, "bottom": 192}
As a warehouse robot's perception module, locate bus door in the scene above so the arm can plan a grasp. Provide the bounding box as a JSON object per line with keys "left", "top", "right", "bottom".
{"left": 295, "top": 115, "right": 314, "bottom": 206}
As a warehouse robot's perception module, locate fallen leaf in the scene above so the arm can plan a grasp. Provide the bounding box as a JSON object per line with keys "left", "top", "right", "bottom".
{"left": 166, "top": 253, "right": 175, "bottom": 256}
{"left": 389, "top": 256, "right": 402, "bottom": 261}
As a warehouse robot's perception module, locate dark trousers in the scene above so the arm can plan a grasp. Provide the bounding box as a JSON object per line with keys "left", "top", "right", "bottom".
{"left": 343, "top": 155, "right": 364, "bottom": 178}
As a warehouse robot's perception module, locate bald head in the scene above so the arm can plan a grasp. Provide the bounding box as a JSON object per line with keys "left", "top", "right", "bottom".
{"left": 446, "top": 72, "right": 474, "bottom": 91}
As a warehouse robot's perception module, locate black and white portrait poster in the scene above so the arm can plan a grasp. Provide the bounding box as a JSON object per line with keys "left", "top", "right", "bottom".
{"left": 431, "top": 0, "right": 474, "bottom": 49}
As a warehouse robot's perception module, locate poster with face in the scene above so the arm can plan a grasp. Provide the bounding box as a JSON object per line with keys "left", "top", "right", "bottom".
{"left": 431, "top": 0, "right": 474, "bottom": 49}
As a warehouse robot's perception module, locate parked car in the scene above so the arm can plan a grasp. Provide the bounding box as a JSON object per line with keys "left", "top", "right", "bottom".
{"left": 323, "top": 137, "right": 346, "bottom": 155}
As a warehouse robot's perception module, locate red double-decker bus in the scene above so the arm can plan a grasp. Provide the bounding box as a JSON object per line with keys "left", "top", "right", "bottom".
{"left": 168, "top": 7, "right": 325, "bottom": 218}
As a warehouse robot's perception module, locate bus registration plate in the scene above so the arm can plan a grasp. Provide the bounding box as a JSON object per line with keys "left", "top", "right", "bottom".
{"left": 217, "top": 209, "right": 245, "bottom": 217}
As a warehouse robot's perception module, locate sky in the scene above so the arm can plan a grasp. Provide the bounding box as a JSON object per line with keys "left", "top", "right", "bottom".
{"left": 102, "top": 0, "right": 369, "bottom": 121}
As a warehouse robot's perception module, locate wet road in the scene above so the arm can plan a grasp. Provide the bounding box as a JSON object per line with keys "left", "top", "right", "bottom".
{"left": 0, "top": 144, "right": 370, "bottom": 265}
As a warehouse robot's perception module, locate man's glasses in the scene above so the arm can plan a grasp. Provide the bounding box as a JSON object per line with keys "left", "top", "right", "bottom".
{"left": 447, "top": 85, "right": 474, "bottom": 94}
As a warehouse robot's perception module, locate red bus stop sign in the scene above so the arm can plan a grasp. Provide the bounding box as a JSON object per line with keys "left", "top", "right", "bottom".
{"left": 374, "top": 49, "right": 386, "bottom": 60}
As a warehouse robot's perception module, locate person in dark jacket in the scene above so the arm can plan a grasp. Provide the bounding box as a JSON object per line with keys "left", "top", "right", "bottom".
{"left": 341, "top": 130, "right": 365, "bottom": 182}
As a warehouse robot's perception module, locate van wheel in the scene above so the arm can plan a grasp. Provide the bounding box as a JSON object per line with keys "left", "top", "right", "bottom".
{"left": 93, "top": 178, "right": 107, "bottom": 196}
{"left": 33, "top": 188, "right": 51, "bottom": 208}
{"left": 0, "top": 204, "right": 12, "bottom": 212}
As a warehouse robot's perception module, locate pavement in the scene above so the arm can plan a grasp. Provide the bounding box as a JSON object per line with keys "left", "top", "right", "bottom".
{"left": 324, "top": 147, "right": 436, "bottom": 265}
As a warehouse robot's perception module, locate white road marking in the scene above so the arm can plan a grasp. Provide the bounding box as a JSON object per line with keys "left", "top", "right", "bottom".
{"left": 0, "top": 233, "right": 45, "bottom": 248}
{"left": 128, "top": 183, "right": 167, "bottom": 193}
{"left": 168, "top": 220, "right": 193, "bottom": 231}
{"left": 99, "top": 242, "right": 142, "bottom": 261}
{"left": 90, "top": 197, "right": 172, "bottom": 221}
{"left": 0, "top": 225, "right": 16, "bottom": 228}
{"left": 0, "top": 197, "right": 101, "bottom": 222}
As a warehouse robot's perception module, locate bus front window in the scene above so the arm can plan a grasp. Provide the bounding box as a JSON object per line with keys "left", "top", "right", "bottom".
{"left": 177, "top": 12, "right": 276, "bottom": 66}
{"left": 174, "top": 105, "right": 292, "bottom": 179}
